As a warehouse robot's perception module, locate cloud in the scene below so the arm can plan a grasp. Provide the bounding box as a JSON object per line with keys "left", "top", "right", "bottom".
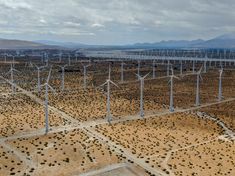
{"left": 91, "top": 23, "right": 105, "bottom": 28}
{"left": 0, "top": 0, "right": 32, "bottom": 10}
{"left": 64, "top": 21, "right": 81, "bottom": 27}
{"left": 0, "top": 0, "right": 234, "bottom": 44}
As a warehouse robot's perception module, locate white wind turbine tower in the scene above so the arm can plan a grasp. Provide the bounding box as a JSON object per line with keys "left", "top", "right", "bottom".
{"left": 203, "top": 60, "right": 207, "bottom": 73}
{"left": 59, "top": 52, "right": 62, "bottom": 62}
{"left": 136, "top": 73, "right": 150, "bottom": 117}
{"left": 12, "top": 56, "right": 15, "bottom": 67}
{"left": 180, "top": 60, "right": 183, "bottom": 76}
{"left": 4, "top": 54, "right": 7, "bottom": 63}
{"left": 218, "top": 68, "right": 223, "bottom": 102}
{"left": 167, "top": 60, "right": 170, "bottom": 76}
{"left": 195, "top": 67, "right": 203, "bottom": 106}
{"left": 6, "top": 64, "right": 20, "bottom": 93}
{"left": 41, "top": 54, "right": 44, "bottom": 64}
{"left": 41, "top": 67, "right": 55, "bottom": 134}
{"left": 152, "top": 60, "right": 156, "bottom": 79}
{"left": 35, "top": 65, "right": 45, "bottom": 92}
{"left": 168, "top": 68, "right": 179, "bottom": 112}
{"left": 68, "top": 54, "right": 71, "bottom": 66}
{"left": 44, "top": 53, "right": 49, "bottom": 66}
{"left": 192, "top": 60, "right": 195, "bottom": 74}
{"left": 59, "top": 65, "right": 67, "bottom": 92}
{"left": 99, "top": 65, "right": 118, "bottom": 124}
{"left": 82, "top": 63, "right": 91, "bottom": 90}
{"left": 137, "top": 60, "right": 141, "bottom": 80}
{"left": 120, "top": 61, "right": 126, "bottom": 83}
{"left": 203, "top": 53, "right": 208, "bottom": 73}
{"left": 75, "top": 54, "right": 78, "bottom": 62}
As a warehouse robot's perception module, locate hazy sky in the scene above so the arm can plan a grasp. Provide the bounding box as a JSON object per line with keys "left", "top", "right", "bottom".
{"left": 0, "top": 0, "right": 234, "bottom": 45}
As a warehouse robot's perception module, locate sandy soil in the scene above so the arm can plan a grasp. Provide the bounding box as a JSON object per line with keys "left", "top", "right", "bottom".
{"left": 168, "top": 139, "right": 235, "bottom": 176}
{"left": 7, "top": 129, "right": 125, "bottom": 176}
{"left": 95, "top": 112, "right": 224, "bottom": 175}
{"left": 0, "top": 93, "right": 65, "bottom": 137}
{"left": 0, "top": 145, "right": 26, "bottom": 176}
{"left": 200, "top": 101, "right": 235, "bottom": 131}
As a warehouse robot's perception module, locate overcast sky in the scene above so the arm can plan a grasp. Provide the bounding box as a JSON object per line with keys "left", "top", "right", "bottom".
{"left": 0, "top": 0, "right": 234, "bottom": 45}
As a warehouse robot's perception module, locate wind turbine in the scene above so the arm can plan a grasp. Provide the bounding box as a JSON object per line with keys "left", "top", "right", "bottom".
{"left": 82, "top": 63, "right": 91, "bottom": 90}
{"left": 195, "top": 67, "right": 203, "bottom": 106}
{"left": 218, "top": 68, "right": 223, "bottom": 101}
{"left": 168, "top": 68, "right": 179, "bottom": 112}
{"left": 41, "top": 67, "right": 55, "bottom": 134}
{"left": 35, "top": 65, "right": 45, "bottom": 92}
{"left": 25, "top": 61, "right": 34, "bottom": 68}
{"left": 59, "top": 65, "right": 67, "bottom": 91}
{"left": 99, "top": 65, "right": 118, "bottom": 124}
{"left": 136, "top": 73, "right": 150, "bottom": 117}
{"left": 6, "top": 64, "right": 20, "bottom": 93}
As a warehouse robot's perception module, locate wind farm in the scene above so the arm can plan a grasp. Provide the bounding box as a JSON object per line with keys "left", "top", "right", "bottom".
{"left": 0, "top": 0, "right": 235, "bottom": 175}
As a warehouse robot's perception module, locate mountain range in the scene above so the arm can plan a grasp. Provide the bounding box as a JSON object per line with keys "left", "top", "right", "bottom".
{"left": 132, "top": 34, "right": 235, "bottom": 49}
{"left": 0, "top": 33, "right": 235, "bottom": 49}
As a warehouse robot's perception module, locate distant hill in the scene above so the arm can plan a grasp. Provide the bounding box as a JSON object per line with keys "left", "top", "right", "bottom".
{"left": 35, "top": 40, "right": 88, "bottom": 49}
{"left": 192, "top": 34, "right": 235, "bottom": 48}
{"left": 0, "top": 38, "right": 61, "bottom": 49}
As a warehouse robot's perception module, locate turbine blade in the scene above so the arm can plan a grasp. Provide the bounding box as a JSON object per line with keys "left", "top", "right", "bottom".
{"left": 134, "top": 73, "right": 141, "bottom": 79}
{"left": 200, "top": 75, "right": 203, "bottom": 81}
{"left": 48, "top": 84, "right": 56, "bottom": 94}
{"left": 110, "top": 80, "right": 119, "bottom": 88}
{"left": 34, "top": 64, "right": 39, "bottom": 69}
{"left": 173, "top": 75, "right": 180, "bottom": 80}
{"left": 41, "top": 83, "right": 47, "bottom": 87}
{"left": 5, "top": 71, "right": 10, "bottom": 76}
{"left": 168, "top": 79, "right": 171, "bottom": 85}
{"left": 143, "top": 72, "right": 150, "bottom": 79}
{"left": 47, "top": 67, "right": 52, "bottom": 83}
{"left": 85, "top": 64, "right": 91, "bottom": 68}
{"left": 12, "top": 69, "right": 20, "bottom": 73}
{"left": 198, "top": 66, "right": 203, "bottom": 74}
{"left": 98, "top": 81, "right": 108, "bottom": 88}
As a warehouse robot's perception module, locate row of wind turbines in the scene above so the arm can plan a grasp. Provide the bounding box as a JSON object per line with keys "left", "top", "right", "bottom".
{"left": 99, "top": 60, "right": 225, "bottom": 124}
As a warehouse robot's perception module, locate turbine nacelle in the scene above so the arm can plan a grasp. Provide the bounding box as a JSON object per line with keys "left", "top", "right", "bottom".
{"left": 135, "top": 72, "right": 150, "bottom": 80}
